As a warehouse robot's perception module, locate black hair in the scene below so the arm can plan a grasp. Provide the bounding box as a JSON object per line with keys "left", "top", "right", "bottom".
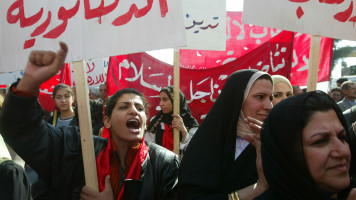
{"left": 105, "top": 88, "right": 148, "bottom": 118}
{"left": 337, "top": 77, "right": 348, "bottom": 84}
{"left": 53, "top": 83, "right": 73, "bottom": 98}
{"left": 330, "top": 87, "right": 342, "bottom": 94}
{"left": 301, "top": 91, "right": 347, "bottom": 131}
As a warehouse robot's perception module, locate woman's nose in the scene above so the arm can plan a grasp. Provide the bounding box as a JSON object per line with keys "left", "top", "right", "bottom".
{"left": 330, "top": 138, "right": 351, "bottom": 158}
{"left": 128, "top": 107, "right": 138, "bottom": 115}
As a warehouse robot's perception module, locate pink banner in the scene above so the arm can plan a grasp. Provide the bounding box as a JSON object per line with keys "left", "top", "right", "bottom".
{"left": 107, "top": 30, "right": 294, "bottom": 124}
{"left": 179, "top": 12, "right": 333, "bottom": 86}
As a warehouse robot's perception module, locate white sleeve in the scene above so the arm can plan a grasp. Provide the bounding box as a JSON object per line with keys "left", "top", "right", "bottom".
{"left": 144, "top": 131, "right": 156, "bottom": 143}
{"left": 179, "top": 127, "right": 198, "bottom": 151}
{"left": 0, "top": 134, "right": 11, "bottom": 159}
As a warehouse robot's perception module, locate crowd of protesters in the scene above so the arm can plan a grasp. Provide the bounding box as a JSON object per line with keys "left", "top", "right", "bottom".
{"left": 0, "top": 43, "right": 355, "bottom": 200}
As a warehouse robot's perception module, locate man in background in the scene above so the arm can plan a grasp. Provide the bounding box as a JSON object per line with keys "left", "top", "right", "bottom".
{"left": 292, "top": 85, "right": 303, "bottom": 96}
{"left": 99, "top": 83, "right": 108, "bottom": 106}
{"left": 330, "top": 87, "right": 343, "bottom": 102}
{"left": 88, "top": 86, "right": 100, "bottom": 100}
{"left": 337, "top": 77, "right": 348, "bottom": 87}
{"left": 338, "top": 81, "right": 356, "bottom": 112}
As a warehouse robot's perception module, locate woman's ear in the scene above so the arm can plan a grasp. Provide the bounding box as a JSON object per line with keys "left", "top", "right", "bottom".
{"left": 103, "top": 116, "right": 111, "bottom": 129}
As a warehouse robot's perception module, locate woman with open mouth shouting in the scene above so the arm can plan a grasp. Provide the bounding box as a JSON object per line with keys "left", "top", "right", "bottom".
{"left": 0, "top": 42, "right": 179, "bottom": 200}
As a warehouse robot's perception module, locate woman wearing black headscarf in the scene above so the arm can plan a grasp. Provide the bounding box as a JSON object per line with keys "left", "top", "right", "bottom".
{"left": 178, "top": 69, "right": 273, "bottom": 200}
{"left": 145, "top": 86, "right": 199, "bottom": 153}
{"left": 256, "top": 91, "right": 356, "bottom": 199}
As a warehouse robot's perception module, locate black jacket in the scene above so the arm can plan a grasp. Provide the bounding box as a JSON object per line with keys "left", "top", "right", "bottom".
{"left": 0, "top": 85, "right": 179, "bottom": 200}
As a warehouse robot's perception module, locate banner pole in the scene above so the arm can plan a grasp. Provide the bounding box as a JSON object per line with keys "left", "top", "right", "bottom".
{"left": 307, "top": 35, "right": 321, "bottom": 92}
{"left": 173, "top": 49, "right": 180, "bottom": 156}
{"left": 73, "top": 60, "right": 99, "bottom": 191}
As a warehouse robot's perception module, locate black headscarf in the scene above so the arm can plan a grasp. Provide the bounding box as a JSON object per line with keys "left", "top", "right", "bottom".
{"left": 147, "top": 86, "right": 199, "bottom": 145}
{"left": 178, "top": 69, "right": 271, "bottom": 200}
{"left": 258, "top": 91, "right": 355, "bottom": 200}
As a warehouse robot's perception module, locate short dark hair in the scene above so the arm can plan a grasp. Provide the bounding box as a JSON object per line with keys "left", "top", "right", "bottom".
{"left": 301, "top": 91, "right": 346, "bottom": 130}
{"left": 336, "top": 77, "right": 348, "bottom": 84}
{"left": 105, "top": 88, "right": 148, "bottom": 118}
{"left": 53, "top": 83, "right": 73, "bottom": 98}
{"left": 330, "top": 87, "right": 342, "bottom": 94}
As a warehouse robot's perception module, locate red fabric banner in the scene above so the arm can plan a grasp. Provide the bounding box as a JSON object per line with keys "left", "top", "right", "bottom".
{"left": 107, "top": 31, "right": 294, "bottom": 124}
{"left": 290, "top": 34, "right": 333, "bottom": 86}
{"left": 38, "top": 63, "right": 72, "bottom": 111}
{"left": 179, "top": 12, "right": 333, "bottom": 86}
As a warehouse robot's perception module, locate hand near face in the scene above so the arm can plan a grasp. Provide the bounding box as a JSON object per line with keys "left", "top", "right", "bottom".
{"left": 172, "top": 114, "right": 188, "bottom": 140}
{"left": 245, "top": 116, "right": 263, "bottom": 135}
{"left": 17, "top": 42, "right": 68, "bottom": 93}
{"left": 80, "top": 175, "right": 114, "bottom": 200}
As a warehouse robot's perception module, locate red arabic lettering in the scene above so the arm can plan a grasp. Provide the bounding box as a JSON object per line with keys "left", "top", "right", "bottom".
{"left": 296, "top": 6, "right": 304, "bottom": 18}
{"left": 95, "top": 74, "right": 105, "bottom": 85}
{"left": 349, "top": 15, "right": 356, "bottom": 23}
{"left": 159, "top": 0, "right": 168, "bottom": 17}
{"left": 24, "top": 38, "right": 35, "bottom": 49}
{"left": 87, "top": 62, "right": 95, "bottom": 73}
{"left": 87, "top": 76, "right": 93, "bottom": 85}
{"left": 83, "top": 0, "right": 120, "bottom": 23}
{"left": 112, "top": 0, "right": 153, "bottom": 26}
{"left": 7, "top": 0, "right": 44, "bottom": 27}
{"left": 334, "top": 1, "right": 353, "bottom": 22}
{"left": 31, "top": 12, "right": 52, "bottom": 37}
{"left": 43, "top": 0, "right": 80, "bottom": 39}
{"left": 319, "top": 0, "right": 345, "bottom": 4}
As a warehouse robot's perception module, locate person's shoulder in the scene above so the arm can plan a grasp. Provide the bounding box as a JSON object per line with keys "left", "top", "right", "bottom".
{"left": 337, "top": 99, "right": 346, "bottom": 105}
{"left": 146, "top": 142, "right": 179, "bottom": 162}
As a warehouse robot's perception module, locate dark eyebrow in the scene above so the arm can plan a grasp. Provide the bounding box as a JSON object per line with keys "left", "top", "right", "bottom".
{"left": 118, "top": 101, "right": 143, "bottom": 106}
{"left": 253, "top": 92, "right": 266, "bottom": 96}
{"left": 310, "top": 129, "right": 345, "bottom": 138}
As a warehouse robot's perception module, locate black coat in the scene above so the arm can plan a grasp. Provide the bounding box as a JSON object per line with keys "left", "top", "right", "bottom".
{"left": 178, "top": 70, "right": 263, "bottom": 200}
{"left": 0, "top": 85, "right": 179, "bottom": 200}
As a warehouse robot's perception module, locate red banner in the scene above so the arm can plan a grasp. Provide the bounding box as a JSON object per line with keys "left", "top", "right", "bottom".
{"left": 179, "top": 12, "right": 333, "bottom": 86}
{"left": 107, "top": 30, "right": 294, "bottom": 124}
{"left": 290, "top": 34, "right": 333, "bottom": 86}
{"left": 38, "top": 63, "right": 72, "bottom": 111}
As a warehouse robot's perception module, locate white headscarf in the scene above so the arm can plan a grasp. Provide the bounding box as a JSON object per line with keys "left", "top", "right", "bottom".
{"left": 235, "top": 71, "right": 270, "bottom": 159}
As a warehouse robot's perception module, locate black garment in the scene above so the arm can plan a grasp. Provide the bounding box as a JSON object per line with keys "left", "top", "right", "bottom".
{"left": 0, "top": 84, "right": 179, "bottom": 200}
{"left": 147, "top": 86, "right": 199, "bottom": 146}
{"left": 257, "top": 91, "right": 355, "bottom": 200}
{"left": 178, "top": 69, "right": 261, "bottom": 200}
{"left": 0, "top": 159, "right": 31, "bottom": 200}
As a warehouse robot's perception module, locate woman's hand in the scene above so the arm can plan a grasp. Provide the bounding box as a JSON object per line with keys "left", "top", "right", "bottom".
{"left": 17, "top": 42, "right": 68, "bottom": 93}
{"left": 245, "top": 116, "right": 263, "bottom": 135}
{"left": 172, "top": 114, "right": 188, "bottom": 140}
{"left": 80, "top": 175, "right": 114, "bottom": 200}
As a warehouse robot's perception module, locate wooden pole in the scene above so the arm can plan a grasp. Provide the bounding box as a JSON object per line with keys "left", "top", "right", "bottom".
{"left": 307, "top": 35, "right": 321, "bottom": 92}
{"left": 173, "top": 49, "right": 180, "bottom": 156}
{"left": 73, "top": 60, "right": 99, "bottom": 191}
